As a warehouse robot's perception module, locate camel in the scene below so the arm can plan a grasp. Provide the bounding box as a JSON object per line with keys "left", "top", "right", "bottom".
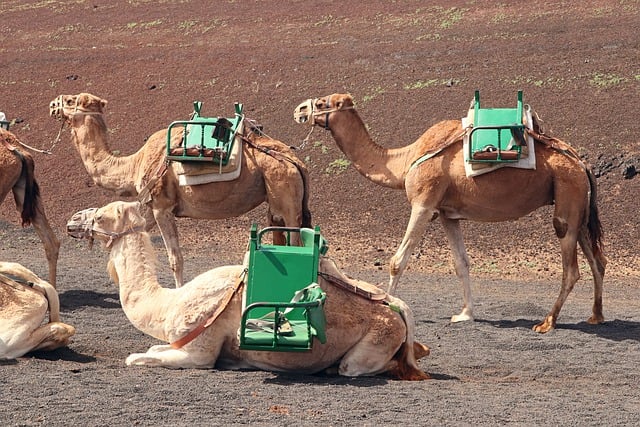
{"left": 66, "top": 200, "right": 430, "bottom": 379}
{"left": 0, "top": 128, "right": 60, "bottom": 287}
{"left": 293, "top": 93, "right": 606, "bottom": 333}
{"left": 49, "top": 93, "right": 311, "bottom": 287}
{"left": 0, "top": 261, "right": 75, "bottom": 359}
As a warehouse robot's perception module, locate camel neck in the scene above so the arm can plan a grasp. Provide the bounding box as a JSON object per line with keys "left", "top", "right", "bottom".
{"left": 109, "top": 233, "right": 170, "bottom": 341}
{"left": 328, "top": 110, "right": 416, "bottom": 189}
{"left": 71, "top": 115, "right": 141, "bottom": 196}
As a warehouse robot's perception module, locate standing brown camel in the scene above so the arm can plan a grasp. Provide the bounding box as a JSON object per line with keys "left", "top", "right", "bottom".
{"left": 49, "top": 93, "right": 311, "bottom": 287}
{"left": 293, "top": 93, "right": 606, "bottom": 333}
{"left": 0, "top": 129, "right": 59, "bottom": 287}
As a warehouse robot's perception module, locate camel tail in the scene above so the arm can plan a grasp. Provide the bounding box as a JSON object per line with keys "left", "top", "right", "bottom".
{"left": 14, "top": 149, "right": 40, "bottom": 227}
{"left": 386, "top": 295, "right": 430, "bottom": 380}
{"left": 585, "top": 166, "right": 604, "bottom": 256}
{"left": 292, "top": 157, "right": 312, "bottom": 228}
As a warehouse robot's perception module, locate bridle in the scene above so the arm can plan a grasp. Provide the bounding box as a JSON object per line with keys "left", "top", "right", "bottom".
{"left": 50, "top": 95, "right": 104, "bottom": 150}
{"left": 293, "top": 96, "right": 355, "bottom": 147}
{"left": 67, "top": 207, "right": 145, "bottom": 249}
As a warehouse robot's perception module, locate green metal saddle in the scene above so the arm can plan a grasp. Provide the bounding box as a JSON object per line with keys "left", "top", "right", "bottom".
{"left": 468, "top": 90, "right": 525, "bottom": 163}
{"left": 166, "top": 101, "right": 244, "bottom": 164}
{"left": 239, "top": 225, "right": 329, "bottom": 352}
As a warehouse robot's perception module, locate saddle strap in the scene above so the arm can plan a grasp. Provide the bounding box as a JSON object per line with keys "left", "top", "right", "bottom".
{"left": 318, "top": 271, "right": 387, "bottom": 302}
{"left": 170, "top": 270, "right": 246, "bottom": 349}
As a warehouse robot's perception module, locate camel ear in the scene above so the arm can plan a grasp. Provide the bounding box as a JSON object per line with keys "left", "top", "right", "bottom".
{"left": 100, "top": 98, "right": 107, "bottom": 111}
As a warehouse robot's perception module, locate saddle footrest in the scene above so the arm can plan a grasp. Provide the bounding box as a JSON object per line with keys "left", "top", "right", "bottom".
{"left": 168, "top": 146, "right": 227, "bottom": 159}
{"left": 472, "top": 149, "right": 520, "bottom": 161}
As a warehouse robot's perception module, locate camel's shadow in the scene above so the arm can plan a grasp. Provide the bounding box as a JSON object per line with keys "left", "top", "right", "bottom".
{"left": 23, "top": 347, "right": 95, "bottom": 363}
{"left": 478, "top": 318, "right": 640, "bottom": 342}
{"left": 264, "top": 370, "right": 457, "bottom": 386}
{"left": 59, "top": 290, "right": 120, "bottom": 310}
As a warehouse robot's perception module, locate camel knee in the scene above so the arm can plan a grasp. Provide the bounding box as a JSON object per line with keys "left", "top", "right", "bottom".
{"left": 553, "top": 217, "right": 568, "bottom": 239}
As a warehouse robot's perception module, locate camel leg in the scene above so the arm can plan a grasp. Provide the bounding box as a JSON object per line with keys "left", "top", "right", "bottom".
{"left": 30, "top": 203, "right": 60, "bottom": 289}
{"left": 338, "top": 334, "right": 405, "bottom": 377}
{"left": 125, "top": 344, "right": 218, "bottom": 369}
{"left": 31, "top": 322, "right": 76, "bottom": 352}
{"left": 4, "top": 322, "right": 76, "bottom": 358}
{"left": 10, "top": 183, "right": 60, "bottom": 288}
{"left": 440, "top": 217, "right": 474, "bottom": 323}
{"left": 152, "top": 209, "right": 184, "bottom": 288}
{"left": 578, "top": 228, "right": 606, "bottom": 325}
{"left": 534, "top": 225, "right": 581, "bottom": 333}
{"left": 388, "top": 205, "right": 436, "bottom": 294}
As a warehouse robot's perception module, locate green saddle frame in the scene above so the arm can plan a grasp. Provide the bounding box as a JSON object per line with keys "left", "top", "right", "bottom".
{"left": 239, "top": 225, "right": 328, "bottom": 352}
{"left": 468, "top": 90, "right": 525, "bottom": 163}
{"left": 166, "top": 101, "right": 244, "bottom": 164}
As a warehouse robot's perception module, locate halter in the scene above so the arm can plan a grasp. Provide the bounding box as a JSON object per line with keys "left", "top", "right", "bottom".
{"left": 67, "top": 207, "right": 145, "bottom": 249}
{"left": 293, "top": 97, "right": 355, "bottom": 147}
{"left": 49, "top": 95, "right": 105, "bottom": 153}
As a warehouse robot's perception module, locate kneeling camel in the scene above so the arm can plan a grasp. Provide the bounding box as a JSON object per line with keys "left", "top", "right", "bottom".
{"left": 0, "top": 261, "right": 75, "bottom": 360}
{"left": 67, "top": 200, "right": 430, "bottom": 380}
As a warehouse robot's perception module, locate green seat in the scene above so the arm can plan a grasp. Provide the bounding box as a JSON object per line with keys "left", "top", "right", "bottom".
{"left": 239, "top": 225, "right": 328, "bottom": 352}
{"left": 469, "top": 90, "right": 525, "bottom": 163}
{"left": 166, "top": 101, "right": 243, "bottom": 164}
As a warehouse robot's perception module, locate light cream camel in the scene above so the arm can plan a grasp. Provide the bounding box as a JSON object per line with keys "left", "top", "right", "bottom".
{"left": 0, "top": 128, "right": 60, "bottom": 287}
{"left": 50, "top": 93, "right": 311, "bottom": 287}
{"left": 0, "top": 261, "right": 75, "bottom": 359}
{"left": 294, "top": 93, "right": 606, "bottom": 333}
{"left": 66, "top": 200, "right": 430, "bottom": 379}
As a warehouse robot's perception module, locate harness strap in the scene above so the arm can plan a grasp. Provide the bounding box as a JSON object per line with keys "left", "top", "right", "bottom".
{"left": 409, "top": 126, "right": 470, "bottom": 171}
{"left": 170, "top": 270, "right": 246, "bottom": 349}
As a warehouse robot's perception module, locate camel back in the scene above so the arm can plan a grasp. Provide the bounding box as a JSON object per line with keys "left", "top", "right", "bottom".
{"left": 166, "top": 101, "right": 244, "bottom": 165}
{"left": 239, "top": 225, "right": 328, "bottom": 352}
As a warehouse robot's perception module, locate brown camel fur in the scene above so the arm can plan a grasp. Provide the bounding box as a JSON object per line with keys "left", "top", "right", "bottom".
{"left": 0, "top": 129, "right": 60, "bottom": 287}
{"left": 0, "top": 261, "right": 75, "bottom": 359}
{"left": 50, "top": 93, "right": 311, "bottom": 287}
{"left": 66, "top": 200, "right": 429, "bottom": 379}
{"left": 294, "top": 93, "right": 606, "bottom": 333}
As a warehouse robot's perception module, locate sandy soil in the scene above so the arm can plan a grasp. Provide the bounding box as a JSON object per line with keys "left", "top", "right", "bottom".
{"left": 1, "top": 1, "right": 639, "bottom": 425}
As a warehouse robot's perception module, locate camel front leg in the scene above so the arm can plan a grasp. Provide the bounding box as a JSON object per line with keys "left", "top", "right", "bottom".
{"left": 388, "top": 205, "right": 435, "bottom": 294}
{"left": 125, "top": 344, "right": 217, "bottom": 369}
{"left": 440, "top": 217, "right": 474, "bottom": 323}
{"left": 152, "top": 208, "right": 184, "bottom": 288}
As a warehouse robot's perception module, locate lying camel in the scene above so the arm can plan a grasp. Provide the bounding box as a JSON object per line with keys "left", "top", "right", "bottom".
{"left": 0, "top": 261, "right": 75, "bottom": 360}
{"left": 66, "top": 200, "right": 429, "bottom": 379}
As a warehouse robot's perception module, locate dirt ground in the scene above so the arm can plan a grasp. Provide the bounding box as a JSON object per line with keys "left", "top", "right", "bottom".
{"left": 1, "top": 1, "right": 639, "bottom": 425}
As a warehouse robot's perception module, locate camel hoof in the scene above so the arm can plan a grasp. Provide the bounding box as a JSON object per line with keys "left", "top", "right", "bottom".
{"left": 587, "top": 314, "right": 605, "bottom": 325}
{"left": 414, "top": 342, "right": 430, "bottom": 359}
{"left": 451, "top": 309, "right": 473, "bottom": 323}
{"left": 532, "top": 317, "right": 554, "bottom": 333}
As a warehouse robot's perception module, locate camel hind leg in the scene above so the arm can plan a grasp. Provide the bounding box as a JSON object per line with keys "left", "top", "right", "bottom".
{"left": 125, "top": 344, "right": 218, "bottom": 369}
{"left": 578, "top": 226, "right": 606, "bottom": 325}
{"left": 534, "top": 216, "right": 582, "bottom": 333}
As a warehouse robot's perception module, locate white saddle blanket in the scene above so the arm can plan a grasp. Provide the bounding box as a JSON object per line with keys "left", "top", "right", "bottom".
{"left": 171, "top": 121, "right": 244, "bottom": 185}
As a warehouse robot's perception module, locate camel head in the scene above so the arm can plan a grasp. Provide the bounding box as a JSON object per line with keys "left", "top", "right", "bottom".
{"left": 49, "top": 93, "right": 107, "bottom": 122}
{"left": 67, "top": 201, "right": 145, "bottom": 248}
{"left": 293, "top": 93, "right": 354, "bottom": 127}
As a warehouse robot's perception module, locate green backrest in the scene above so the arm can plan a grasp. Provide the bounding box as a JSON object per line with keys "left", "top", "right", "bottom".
{"left": 244, "top": 225, "right": 324, "bottom": 322}
{"left": 472, "top": 90, "right": 523, "bottom": 150}
{"left": 166, "top": 102, "right": 243, "bottom": 164}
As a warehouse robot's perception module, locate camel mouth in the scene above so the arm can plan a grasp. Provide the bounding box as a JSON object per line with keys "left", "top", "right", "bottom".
{"left": 66, "top": 208, "right": 98, "bottom": 240}
{"left": 293, "top": 99, "right": 314, "bottom": 124}
{"left": 49, "top": 97, "right": 65, "bottom": 119}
